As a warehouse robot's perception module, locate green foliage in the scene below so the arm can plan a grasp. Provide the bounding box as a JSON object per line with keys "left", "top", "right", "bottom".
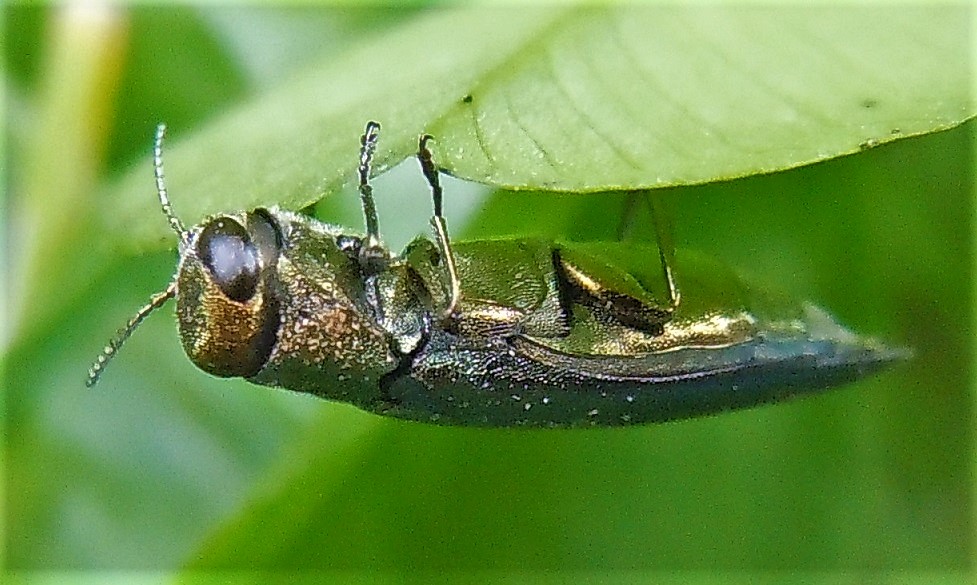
{"left": 100, "top": 5, "right": 973, "bottom": 249}
{"left": 4, "top": 4, "right": 973, "bottom": 580}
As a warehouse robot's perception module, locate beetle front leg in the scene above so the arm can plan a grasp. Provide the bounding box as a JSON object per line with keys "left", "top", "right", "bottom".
{"left": 357, "top": 121, "right": 388, "bottom": 273}
{"left": 417, "top": 134, "right": 461, "bottom": 322}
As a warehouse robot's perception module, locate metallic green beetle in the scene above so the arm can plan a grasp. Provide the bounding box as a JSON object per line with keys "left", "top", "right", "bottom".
{"left": 88, "top": 122, "right": 904, "bottom": 427}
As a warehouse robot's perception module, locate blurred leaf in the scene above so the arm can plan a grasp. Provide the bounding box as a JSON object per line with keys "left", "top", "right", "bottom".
{"left": 200, "top": 6, "right": 421, "bottom": 91}
{"left": 103, "top": 6, "right": 416, "bottom": 173}
{"left": 104, "top": 5, "right": 973, "bottom": 250}
{"left": 4, "top": 250, "right": 321, "bottom": 569}
{"left": 3, "top": 5, "right": 51, "bottom": 87}
{"left": 10, "top": 5, "right": 128, "bottom": 343}
{"left": 104, "top": 6, "right": 251, "bottom": 172}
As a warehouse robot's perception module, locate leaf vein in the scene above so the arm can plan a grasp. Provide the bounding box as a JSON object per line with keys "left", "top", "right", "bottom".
{"left": 543, "top": 39, "right": 645, "bottom": 172}
{"left": 502, "top": 88, "right": 561, "bottom": 174}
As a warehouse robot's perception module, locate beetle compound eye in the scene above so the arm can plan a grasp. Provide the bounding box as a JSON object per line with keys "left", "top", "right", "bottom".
{"left": 198, "top": 218, "right": 260, "bottom": 302}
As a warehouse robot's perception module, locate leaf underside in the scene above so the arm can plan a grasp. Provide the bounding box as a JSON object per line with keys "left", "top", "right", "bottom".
{"left": 105, "top": 5, "right": 973, "bottom": 248}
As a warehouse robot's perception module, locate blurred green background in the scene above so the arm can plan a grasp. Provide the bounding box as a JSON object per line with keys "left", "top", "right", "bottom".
{"left": 3, "top": 4, "right": 973, "bottom": 580}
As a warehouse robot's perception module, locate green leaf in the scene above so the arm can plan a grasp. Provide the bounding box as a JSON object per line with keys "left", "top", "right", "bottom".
{"left": 104, "top": 5, "right": 973, "bottom": 250}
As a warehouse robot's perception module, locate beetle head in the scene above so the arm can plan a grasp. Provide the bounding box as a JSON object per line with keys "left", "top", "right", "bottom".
{"left": 87, "top": 125, "right": 287, "bottom": 386}
{"left": 87, "top": 123, "right": 397, "bottom": 389}
{"left": 175, "top": 210, "right": 283, "bottom": 378}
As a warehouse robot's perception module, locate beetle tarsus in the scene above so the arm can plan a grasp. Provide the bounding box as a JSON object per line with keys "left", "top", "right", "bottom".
{"left": 418, "top": 134, "right": 443, "bottom": 216}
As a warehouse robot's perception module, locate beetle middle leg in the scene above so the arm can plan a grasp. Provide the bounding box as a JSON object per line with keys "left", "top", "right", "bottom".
{"left": 417, "top": 134, "right": 462, "bottom": 322}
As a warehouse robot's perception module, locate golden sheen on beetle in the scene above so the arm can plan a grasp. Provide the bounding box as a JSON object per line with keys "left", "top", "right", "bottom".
{"left": 87, "top": 122, "right": 906, "bottom": 427}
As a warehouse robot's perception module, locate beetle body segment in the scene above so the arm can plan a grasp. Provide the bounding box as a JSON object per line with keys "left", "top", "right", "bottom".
{"left": 170, "top": 209, "right": 899, "bottom": 427}
{"left": 89, "top": 122, "right": 904, "bottom": 426}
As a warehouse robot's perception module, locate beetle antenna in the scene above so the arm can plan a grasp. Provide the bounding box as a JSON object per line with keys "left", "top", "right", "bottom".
{"left": 86, "top": 280, "right": 178, "bottom": 387}
{"left": 418, "top": 134, "right": 461, "bottom": 320}
{"left": 87, "top": 124, "right": 188, "bottom": 387}
{"left": 153, "top": 124, "right": 190, "bottom": 247}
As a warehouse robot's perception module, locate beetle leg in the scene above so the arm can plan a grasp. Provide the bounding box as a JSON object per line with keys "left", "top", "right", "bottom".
{"left": 555, "top": 250, "right": 670, "bottom": 335}
{"left": 357, "top": 122, "right": 386, "bottom": 268}
{"left": 648, "top": 194, "right": 681, "bottom": 310}
{"left": 621, "top": 192, "right": 681, "bottom": 311}
{"left": 418, "top": 134, "right": 461, "bottom": 321}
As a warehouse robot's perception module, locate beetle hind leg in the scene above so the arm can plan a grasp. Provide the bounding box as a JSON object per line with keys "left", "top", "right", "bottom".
{"left": 553, "top": 247, "right": 672, "bottom": 336}
{"left": 648, "top": 193, "right": 681, "bottom": 311}
{"left": 619, "top": 191, "right": 681, "bottom": 312}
